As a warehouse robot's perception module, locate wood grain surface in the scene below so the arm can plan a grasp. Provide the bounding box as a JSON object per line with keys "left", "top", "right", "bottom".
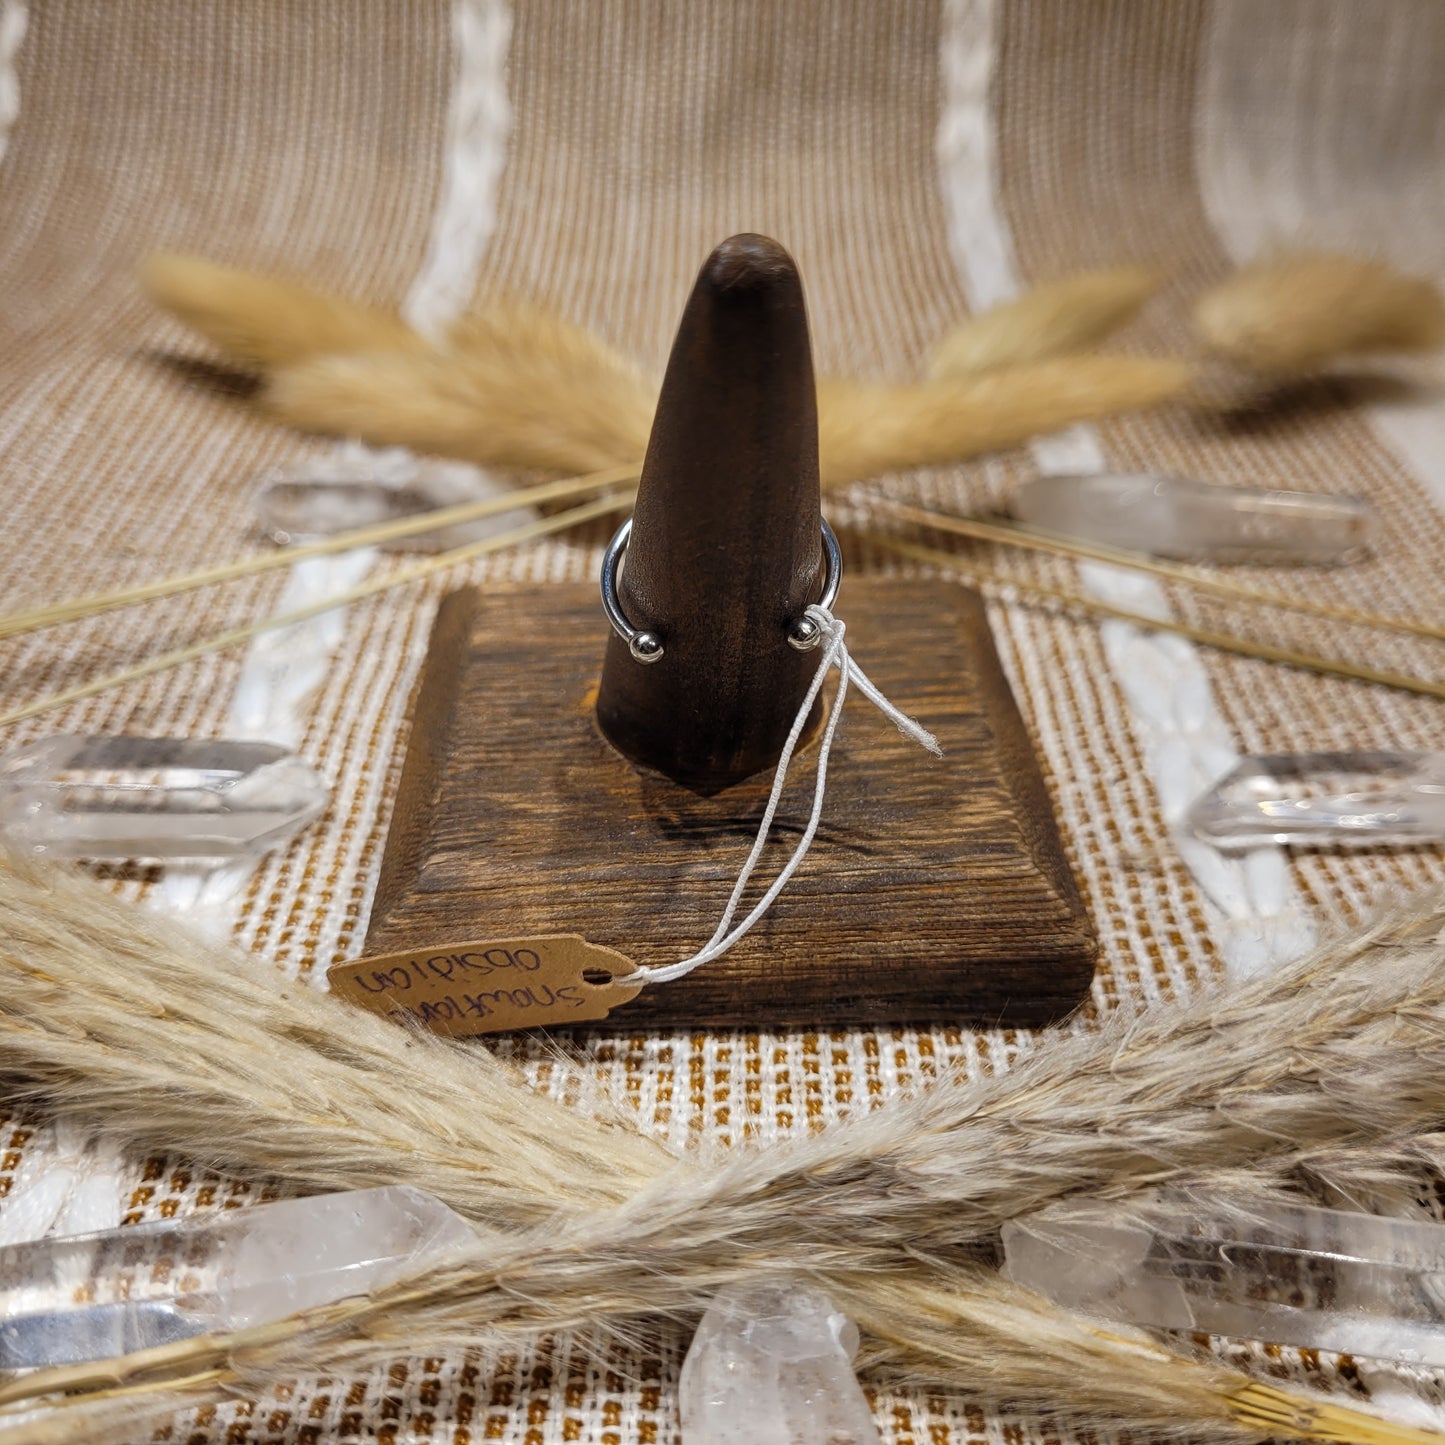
{"left": 595, "top": 234, "right": 827, "bottom": 792}
{"left": 365, "top": 578, "right": 1097, "bottom": 1027}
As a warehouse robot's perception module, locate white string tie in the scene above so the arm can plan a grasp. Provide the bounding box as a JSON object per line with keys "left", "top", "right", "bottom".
{"left": 633, "top": 605, "right": 942, "bottom": 987}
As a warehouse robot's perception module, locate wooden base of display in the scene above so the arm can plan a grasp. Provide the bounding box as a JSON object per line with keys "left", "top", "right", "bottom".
{"left": 364, "top": 578, "right": 1097, "bottom": 1028}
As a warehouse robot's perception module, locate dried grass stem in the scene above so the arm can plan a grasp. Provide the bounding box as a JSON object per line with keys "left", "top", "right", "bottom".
{"left": 873, "top": 535, "right": 1445, "bottom": 701}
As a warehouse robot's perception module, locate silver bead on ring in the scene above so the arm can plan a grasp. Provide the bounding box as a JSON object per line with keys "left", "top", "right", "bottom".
{"left": 600, "top": 517, "right": 842, "bottom": 664}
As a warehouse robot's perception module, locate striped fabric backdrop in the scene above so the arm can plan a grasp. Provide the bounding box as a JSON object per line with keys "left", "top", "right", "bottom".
{"left": 1, "top": 1, "right": 1443, "bottom": 1439}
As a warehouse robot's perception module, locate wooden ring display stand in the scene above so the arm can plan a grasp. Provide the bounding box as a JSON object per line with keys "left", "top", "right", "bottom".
{"left": 363, "top": 235, "right": 1097, "bottom": 1028}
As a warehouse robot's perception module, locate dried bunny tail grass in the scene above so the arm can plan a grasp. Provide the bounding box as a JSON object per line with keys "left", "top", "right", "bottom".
{"left": 442, "top": 302, "right": 656, "bottom": 466}
{"left": 1194, "top": 254, "right": 1445, "bottom": 374}
{"left": 816, "top": 356, "right": 1192, "bottom": 487}
{"left": 0, "top": 849, "right": 670, "bottom": 1227}
{"left": 144, "top": 256, "right": 659, "bottom": 474}
{"left": 267, "top": 307, "right": 657, "bottom": 476}
{"left": 276, "top": 349, "right": 1191, "bottom": 488}
{"left": 447, "top": 302, "right": 654, "bottom": 392}
{"left": 141, "top": 253, "right": 424, "bottom": 368}
{"left": 926, "top": 266, "right": 1162, "bottom": 380}
{"left": 144, "top": 256, "right": 1191, "bottom": 485}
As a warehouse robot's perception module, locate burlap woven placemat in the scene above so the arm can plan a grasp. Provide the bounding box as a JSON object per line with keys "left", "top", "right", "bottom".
{"left": 2, "top": 2, "right": 1444, "bottom": 1440}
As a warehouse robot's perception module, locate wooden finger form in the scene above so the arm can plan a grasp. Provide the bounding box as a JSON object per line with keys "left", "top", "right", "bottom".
{"left": 596, "top": 235, "right": 826, "bottom": 792}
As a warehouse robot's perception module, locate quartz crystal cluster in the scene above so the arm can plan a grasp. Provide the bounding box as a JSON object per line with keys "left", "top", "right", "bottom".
{"left": 0, "top": 1186, "right": 476, "bottom": 1368}
{"left": 1003, "top": 1193, "right": 1445, "bottom": 1365}
{"left": 678, "top": 1282, "right": 881, "bottom": 1445}
{"left": 1011, "top": 472, "right": 1374, "bottom": 564}
{"left": 0, "top": 735, "right": 328, "bottom": 866}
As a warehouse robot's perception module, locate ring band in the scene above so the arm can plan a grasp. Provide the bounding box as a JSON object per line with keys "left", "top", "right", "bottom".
{"left": 600, "top": 517, "right": 843, "bottom": 665}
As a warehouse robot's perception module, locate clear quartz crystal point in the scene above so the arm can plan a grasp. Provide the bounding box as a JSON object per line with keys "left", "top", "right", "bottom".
{"left": 1186, "top": 751, "right": 1445, "bottom": 849}
{"left": 0, "top": 1186, "right": 476, "bottom": 1368}
{"left": 0, "top": 736, "right": 328, "bottom": 866}
{"left": 1010, "top": 472, "right": 1375, "bottom": 564}
{"left": 256, "top": 452, "right": 538, "bottom": 552}
{"left": 1003, "top": 1193, "right": 1445, "bottom": 1366}
{"left": 678, "top": 1282, "right": 882, "bottom": 1445}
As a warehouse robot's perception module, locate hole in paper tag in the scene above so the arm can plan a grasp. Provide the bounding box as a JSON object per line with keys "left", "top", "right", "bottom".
{"left": 327, "top": 935, "right": 641, "bottom": 1036}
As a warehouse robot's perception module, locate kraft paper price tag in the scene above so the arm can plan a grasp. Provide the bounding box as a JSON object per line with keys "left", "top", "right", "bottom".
{"left": 328, "top": 935, "right": 642, "bottom": 1036}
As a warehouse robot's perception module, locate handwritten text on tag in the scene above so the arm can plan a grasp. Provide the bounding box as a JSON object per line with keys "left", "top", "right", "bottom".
{"left": 328, "top": 935, "right": 640, "bottom": 1036}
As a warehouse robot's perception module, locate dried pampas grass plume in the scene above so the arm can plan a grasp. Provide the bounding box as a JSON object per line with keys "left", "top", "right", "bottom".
{"left": 847, "top": 1272, "right": 1439, "bottom": 1445}
{"left": 140, "top": 254, "right": 424, "bottom": 368}
{"left": 6, "top": 855, "right": 1445, "bottom": 1443}
{"left": 1182, "top": 1130, "right": 1445, "bottom": 1227}
{"left": 0, "top": 848, "right": 668, "bottom": 1230}
{"left": 9, "top": 1239, "right": 1437, "bottom": 1445}
{"left": 7, "top": 852, "right": 1445, "bottom": 1290}
{"left": 1194, "top": 253, "right": 1445, "bottom": 373}
{"left": 3, "top": 1187, "right": 1439, "bottom": 1445}
{"left": 926, "top": 265, "right": 1161, "bottom": 379}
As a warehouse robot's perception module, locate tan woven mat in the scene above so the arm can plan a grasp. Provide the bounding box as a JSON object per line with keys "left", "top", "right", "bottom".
{"left": 1, "top": 1, "right": 1444, "bottom": 1440}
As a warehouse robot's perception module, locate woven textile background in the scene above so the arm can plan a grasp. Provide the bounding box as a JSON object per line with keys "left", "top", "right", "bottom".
{"left": 2, "top": 1, "right": 1445, "bottom": 1440}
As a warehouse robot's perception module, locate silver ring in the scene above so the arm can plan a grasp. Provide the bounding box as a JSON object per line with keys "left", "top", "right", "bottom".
{"left": 600, "top": 517, "right": 842, "bottom": 664}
